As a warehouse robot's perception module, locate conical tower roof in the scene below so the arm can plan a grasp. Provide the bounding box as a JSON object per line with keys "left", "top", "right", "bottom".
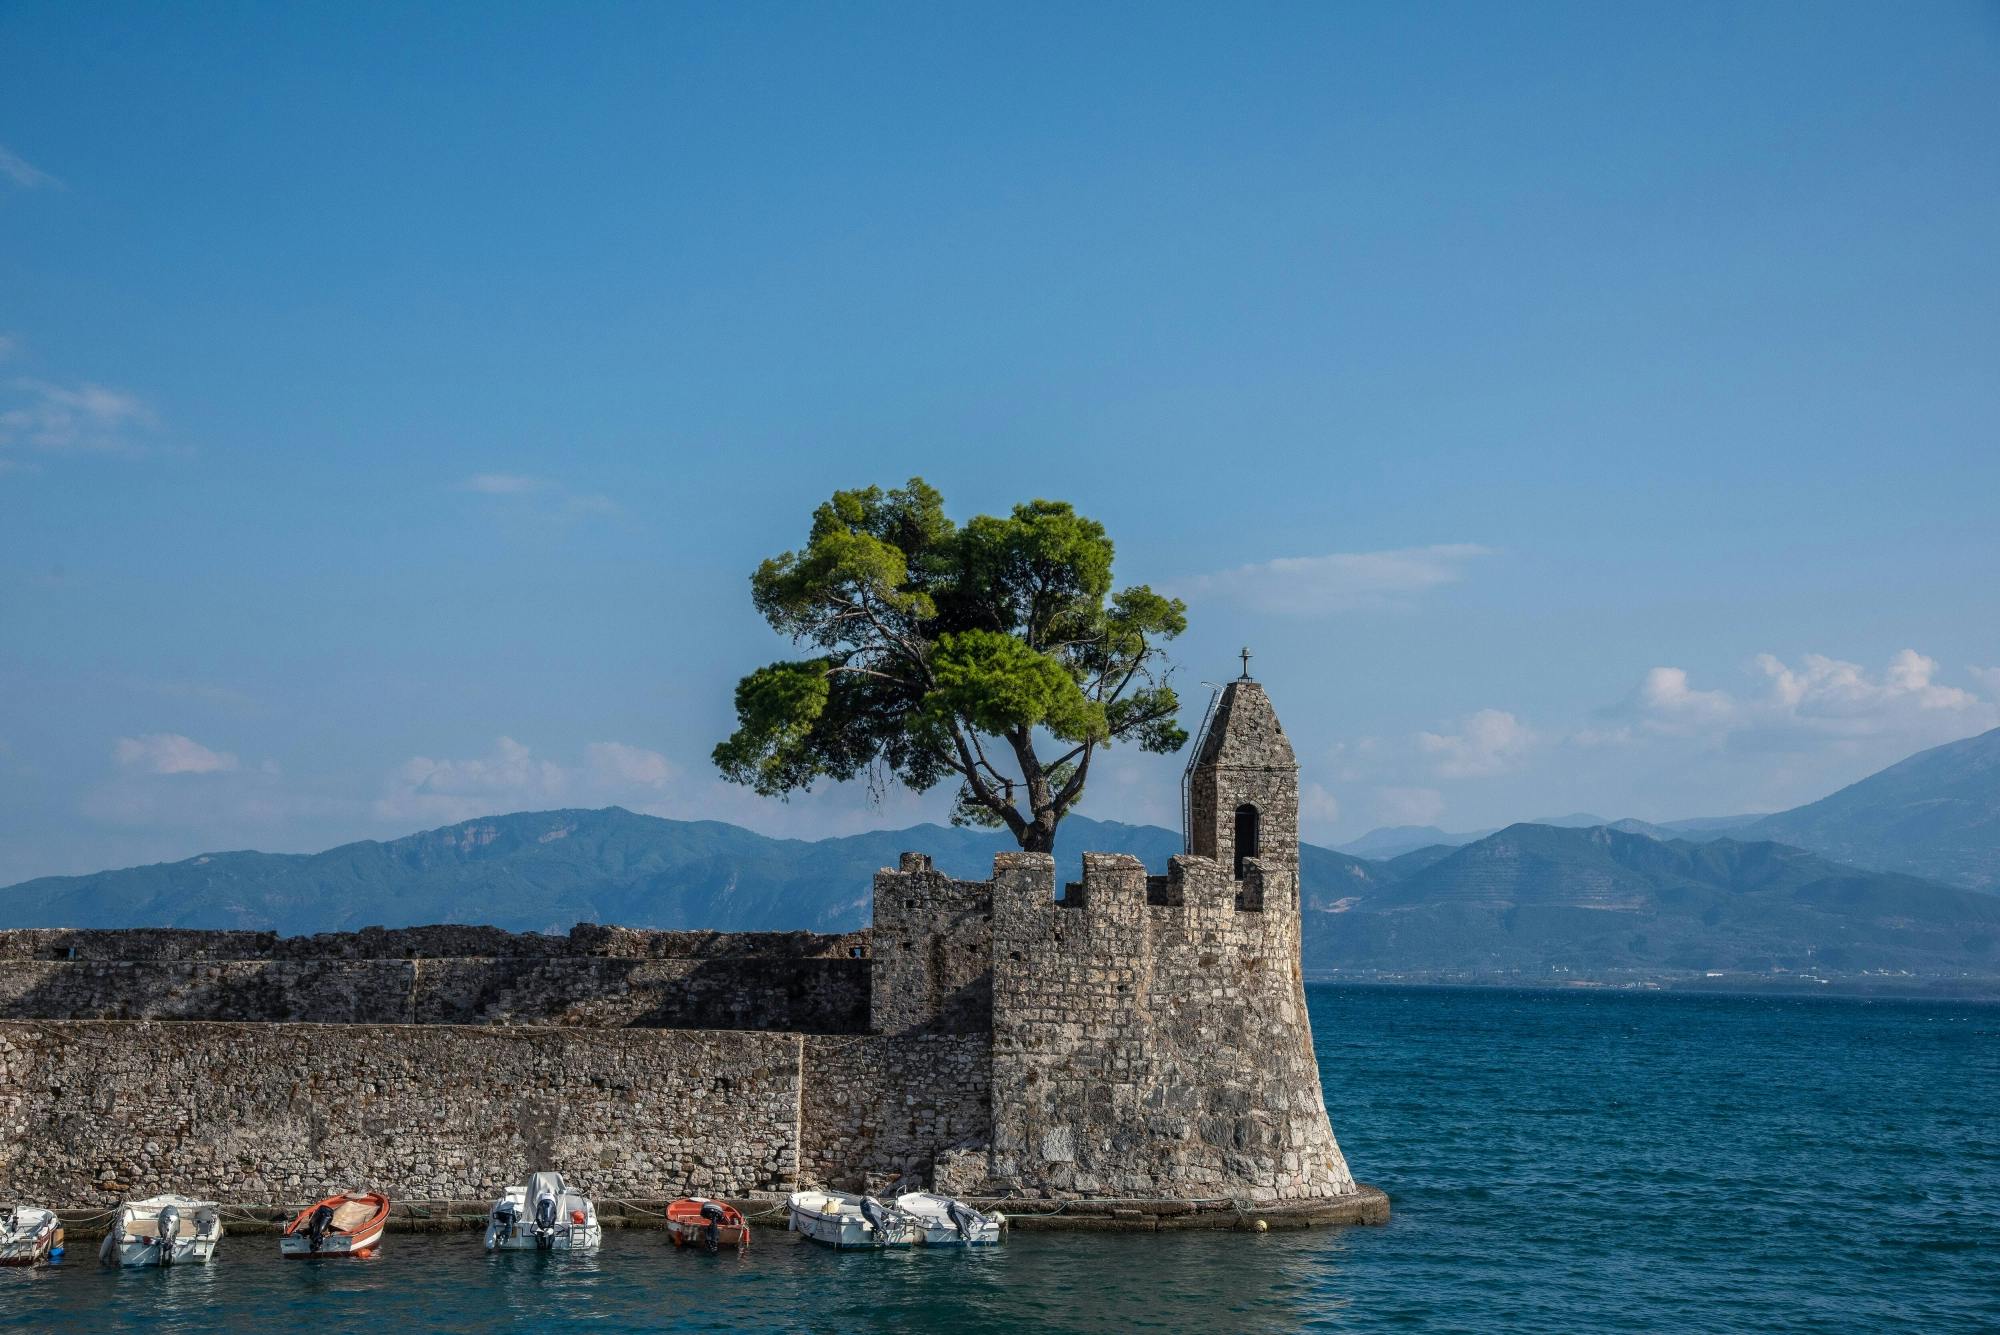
{"left": 1193, "top": 678, "right": 1296, "bottom": 772}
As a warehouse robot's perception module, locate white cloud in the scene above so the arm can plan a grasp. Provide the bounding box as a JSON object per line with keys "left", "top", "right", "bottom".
{"left": 563, "top": 492, "right": 619, "bottom": 517}
{"left": 462, "top": 472, "right": 545, "bottom": 494}
{"left": 1376, "top": 786, "right": 1446, "bottom": 826}
{"left": 1756, "top": 648, "right": 1977, "bottom": 717}
{"left": 1605, "top": 649, "right": 1997, "bottom": 753}
{"left": 0, "top": 144, "right": 58, "bottom": 190}
{"left": 0, "top": 378, "right": 157, "bottom": 459}
{"left": 1418, "top": 709, "right": 1537, "bottom": 778}
{"left": 587, "top": 741, "right": 674, "bottom": 787}
{"left": 461, "top": 473, "right": 620, "bottom": 521}
{"left": 114, "top": 733, "right": 238, "bottom": 775}
{"left": 374, "top": 737, "right": 683, "bottom": 826}
{"left": 375, "top": 736, "right": 571, "bottom": 824}
{"left": 1623, "top": 666, "right": 1736, "bottom": 736}
{"left": 1176, "top": 544, "right": 1494, "bottom": 615}
{"left": 1301, "top": 782, "right": 1341, "bottom": 834}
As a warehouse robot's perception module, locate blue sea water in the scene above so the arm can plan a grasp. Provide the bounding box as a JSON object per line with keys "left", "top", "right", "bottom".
{"left": 3, "top": 985, "right": 1995, "bottom": 1332}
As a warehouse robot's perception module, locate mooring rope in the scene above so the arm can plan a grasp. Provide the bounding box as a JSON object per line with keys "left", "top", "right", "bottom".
{"left": 55, "top": 1191, "right": 1255, "bottom": 1228}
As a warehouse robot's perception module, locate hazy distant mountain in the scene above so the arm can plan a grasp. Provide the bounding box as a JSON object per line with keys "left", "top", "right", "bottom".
{"left": 0, "top": 807, "right": 1383, "bottom": 937}
{"left": 1741, "top": 727, "right": 2000, "bottom": 892}
{"left": 1529, "top": 813, "right": 1615, "bottom": 828}
{"left": 1305, "top": 823, "right": 2000, "bottom": 977}
{"left": 1332, "top": 723, "right": 2000, "bottom": 892}
{"left": 1339, "top": 812, "right": 1774, "bottom": 861}
{"left": 1657, "top": 813, "right": 1767, "bottom": 836}
{"left": 1335, "top": 825, "right": 1480, "bottom": 859}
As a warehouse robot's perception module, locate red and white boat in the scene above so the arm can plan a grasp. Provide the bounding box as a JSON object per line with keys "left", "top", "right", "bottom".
{"left": 665, "top": 1197, "right": 750, "bottom": 1252}
{"left": 280, "top": 1191, "right": 390, "bottom": 1259}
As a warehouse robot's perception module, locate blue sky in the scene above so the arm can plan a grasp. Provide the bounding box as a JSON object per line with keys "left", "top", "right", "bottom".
{"left": 2, "top": 1, "right": 1997, "bottom": 882}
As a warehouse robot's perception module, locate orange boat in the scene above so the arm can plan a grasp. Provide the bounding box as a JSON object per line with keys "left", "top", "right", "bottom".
{"left": 280, "top": 1191, "right": 390, "bottom": 1259}
{"left": 665, "top": 1197, "right": 749, "bottom": 1253}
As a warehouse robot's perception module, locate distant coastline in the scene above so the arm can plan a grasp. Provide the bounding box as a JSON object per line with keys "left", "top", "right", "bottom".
{"left": 1306, "top": 972, "right": 2000, "bottom": 1002}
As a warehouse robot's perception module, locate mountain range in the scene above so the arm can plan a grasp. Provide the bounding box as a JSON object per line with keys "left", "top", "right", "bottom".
{"left": 1336, "top": 726, "right": 2000, "bottom": 893}
{"left": 1304, "top": 823, "right": 2000, "bottom": 978}
{"left": 1333, "top": 812, "right": 1766, "bottom": 860}
{"left": 4, "top": 725, "right": 1998, "bottom": 987}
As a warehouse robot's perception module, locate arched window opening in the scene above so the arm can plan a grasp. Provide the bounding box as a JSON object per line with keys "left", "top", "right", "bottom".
{"left": 1233, "top": 803, "right": 1261, "bottom": 880}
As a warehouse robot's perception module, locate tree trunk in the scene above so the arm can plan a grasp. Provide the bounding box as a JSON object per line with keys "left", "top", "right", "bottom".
{"left": 1018, "top": 815, "right": 1058, "bottom": 854}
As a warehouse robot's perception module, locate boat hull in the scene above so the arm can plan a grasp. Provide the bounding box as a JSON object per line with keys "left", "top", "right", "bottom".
{"left": 895, "top": 1192, "right": 1004, "bottom": 1246}
{"left": 0, "top": 1209, "right": 62, "bottom": 1266}
{"left": 484, "top": 1172, "right": 602, "bottom": 1253}
{"left": 908, "top": 1219, "right": 1002, "bottom": 1246}
{"left": 787, "top": 1194, "right": 914, "bottom": 1249}
{"left": 280, "top": 1192, "right": 390, "bottom": 1259}
{"left": 98, "top": 1197, "right": 223, "bottom": 1268}
{"left": 98, "top": 1234, "right": 220, "bottom": 1267}
{"left": 279, "top": 1223, "right": 384, "bottom": 1259}
{"left": 666, "top": 1197, "right": 750, "bottom": 1251}
{"left": 486, "top": 1222, "right": 603, "bottom": 1252}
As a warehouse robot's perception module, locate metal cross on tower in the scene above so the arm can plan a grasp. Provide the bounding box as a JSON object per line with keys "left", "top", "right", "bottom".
{"left": 1239, "top": 646, "right": 1253, "bottom": 679}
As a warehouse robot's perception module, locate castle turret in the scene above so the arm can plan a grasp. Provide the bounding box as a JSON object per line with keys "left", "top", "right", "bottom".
{"left": 1185, "top": 659, "right": 1299, "bottom": 909}
{"left": 980, "top": 658, "right": 1361, "bottom": 1207}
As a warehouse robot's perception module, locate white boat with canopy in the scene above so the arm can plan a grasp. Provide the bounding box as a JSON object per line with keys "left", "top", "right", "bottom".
{"left": 483, "top": 1171, "right": 602, "bottom": 1251}
{"left": 98, "top": 1194, "right": 222, "bottom": 1267}
{"left": 895, "top": 1191, "right": 1004, "bottom": 1246}
{"left": 786, "top": 1189, "right": 915, "bottom": 1249}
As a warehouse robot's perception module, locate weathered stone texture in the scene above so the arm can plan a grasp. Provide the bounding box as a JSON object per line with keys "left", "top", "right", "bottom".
{"left": 869, "top": 854, "right": 992, "bottom": 1036}
{"left": 1187, "top": 680, "right": 1300, "bottom": 901}
{"left": 984, "top": 849, "right": 1354, "bottom": 1203}
{"left": 800, "top": 1034, "right": 991, "bottom": 1192}
{"left": 0, "top": 1021, "right": 801, "bottom": 1205}
{"left": 0, "top": 925, "right": 868, "bottom": 963}
{"left": 0, "top": 942, "right": 869, "bottom": 1033}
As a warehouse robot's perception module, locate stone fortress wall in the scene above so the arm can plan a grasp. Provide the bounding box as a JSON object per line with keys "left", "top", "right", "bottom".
{"left": 0, "top": 926, "right": 871, "bottom": 1032}
{"left": 0, "top": 678, "right": 1378, "bottom": 1223}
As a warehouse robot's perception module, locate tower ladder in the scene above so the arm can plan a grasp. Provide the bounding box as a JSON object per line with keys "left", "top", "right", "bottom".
{"left": 1180, "top": 682, "right": 1224, "bottom": 854}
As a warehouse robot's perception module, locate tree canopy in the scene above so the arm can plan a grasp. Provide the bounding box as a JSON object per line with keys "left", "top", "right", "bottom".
{"left": 713, "top": 478, "right": 1188, "bottom": 852}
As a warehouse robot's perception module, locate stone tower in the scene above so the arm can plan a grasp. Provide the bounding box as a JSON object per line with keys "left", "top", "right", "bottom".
{"left": 1185, "top": 668, "right": 1300, "bottom": 908}
{"left": 980, "top": 663, "right": 1359, "bottom": 1205}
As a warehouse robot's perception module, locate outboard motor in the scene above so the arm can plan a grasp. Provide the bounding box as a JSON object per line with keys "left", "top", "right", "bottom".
{"left": 487, "top": 1200, "right": 518, "bottom": 1250}
{"left": 534, "top": 1191, "right": 558, "bottom": 1249}
{"left": 859, "top": 1196, "right": 890, "bottom": 1238}
{"left": 307, "top": 1203, "right": 336, "bottom": 1253}
{"left": 155, "top": 1205, "right": 181, "bottom": 1265}
{"left": 947, "top": 1199, "right": 982, "bottom": 1241}
{"left": 699, "top": 1200, "right": 727, "bottom": 1254}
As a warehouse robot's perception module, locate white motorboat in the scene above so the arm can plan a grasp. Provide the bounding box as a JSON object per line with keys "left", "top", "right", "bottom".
{"left": 896, "top": 1192, "right": 1003, "bottom": 1246}
{"left": 97, "top": 1194, "right": 222, "bottom": 1267}
{"left": 484, "top": 1171, "right": 602, "bottom": 1252}
{"left": 786, "top": 1190, "right": 914, "bottom": 1249}
{"left": 0, "top": 1205, "right": 63, "bottom": 1266}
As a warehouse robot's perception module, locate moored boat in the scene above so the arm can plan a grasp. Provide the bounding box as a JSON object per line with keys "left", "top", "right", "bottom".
{"left": 280, "top": 1190, "right": 390, "bottom": 1259}
{"left": 895, "top": 1192, "right": 1003, "bottom": 1246}
{"left": 484, "top": 1171, "right": 602, "bottom": 1251}
{"left": 666, "top": 1196, "right": 750, "bottom": 1252}
{"left": 97, "top": 1195, "right": 222, "bottom": 1267}
{"left": 0, "top": 1205, "right": 63, "bottom": 1266}
{"left": 786, "top": 1189, "right": 914, "bottom": 1249}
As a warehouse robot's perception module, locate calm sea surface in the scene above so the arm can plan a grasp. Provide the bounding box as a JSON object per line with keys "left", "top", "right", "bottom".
{"left": 4, "top": 985, "right": 1995, "bottom": 1332}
